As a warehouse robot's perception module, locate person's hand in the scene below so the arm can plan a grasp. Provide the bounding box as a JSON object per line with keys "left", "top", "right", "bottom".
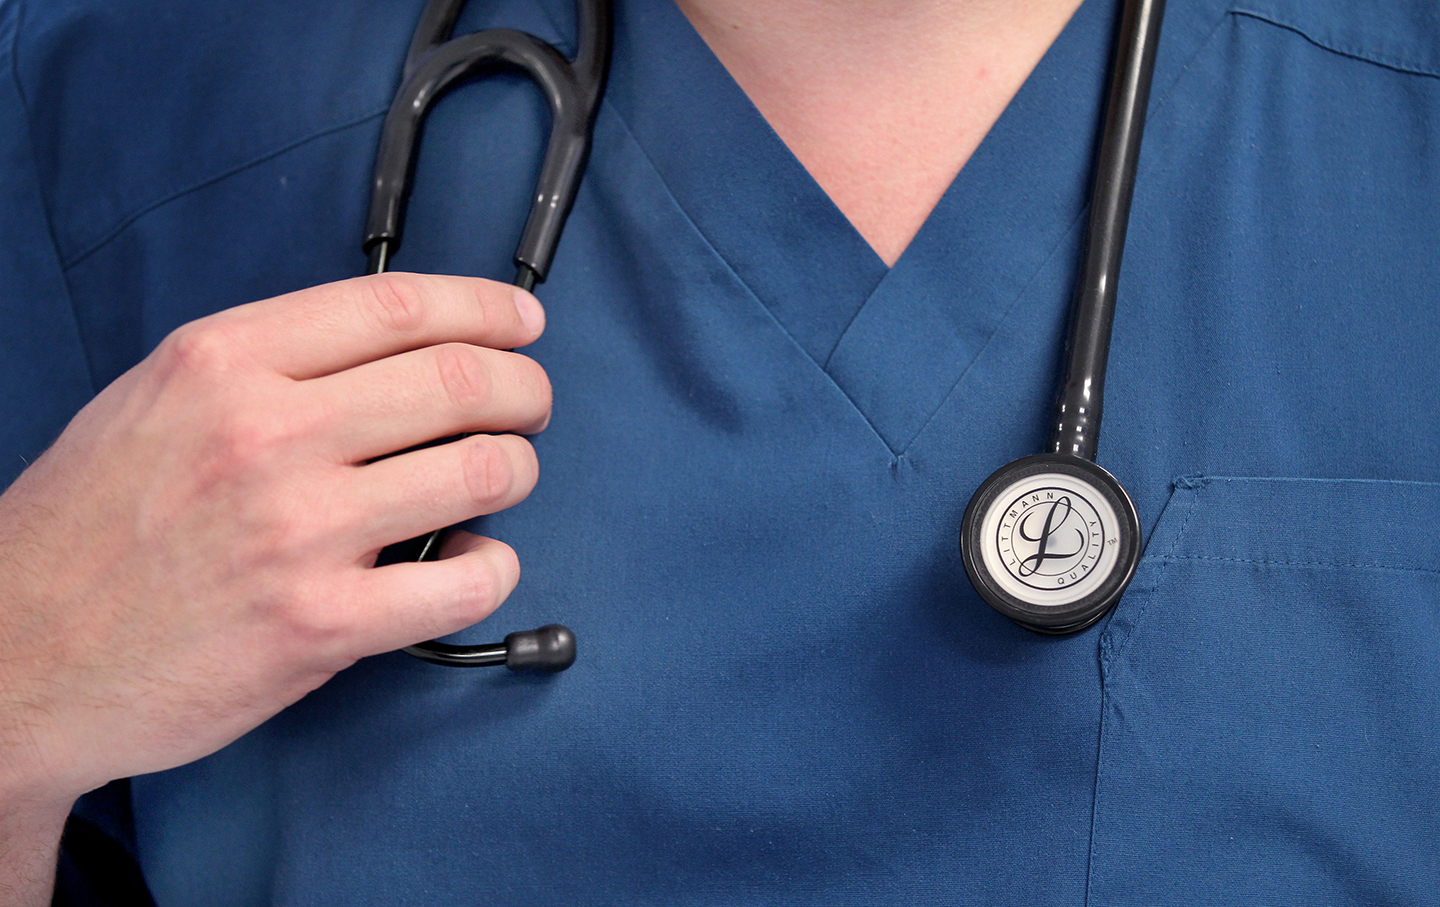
{"left": 0, "top": 272, "right": 550, "bottom": 810}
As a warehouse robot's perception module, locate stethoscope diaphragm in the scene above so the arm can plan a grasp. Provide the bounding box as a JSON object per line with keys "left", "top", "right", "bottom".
{"left": 961, "top": 454, "right": 1140, "bottom": 634}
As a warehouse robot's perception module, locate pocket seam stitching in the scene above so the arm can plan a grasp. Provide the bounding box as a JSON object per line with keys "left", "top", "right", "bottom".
{"left": 1107, "top": 482, "right": 1204, "bottom": 664}
{"left": 1158, "top": 554, "right": 1440, "bottom": 576}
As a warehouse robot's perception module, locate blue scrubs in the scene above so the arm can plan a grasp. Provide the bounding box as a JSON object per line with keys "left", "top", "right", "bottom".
{"left": 4, "top": 0, "right": 1440, "bottom": 902}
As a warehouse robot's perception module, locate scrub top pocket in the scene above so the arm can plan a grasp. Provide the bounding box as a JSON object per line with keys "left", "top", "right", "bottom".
{"left": 1088, "top": 476, "right": 1440, "bottom": 906}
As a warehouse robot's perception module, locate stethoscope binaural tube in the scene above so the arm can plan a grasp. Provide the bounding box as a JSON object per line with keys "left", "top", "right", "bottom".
{"left": 365, "top": 0, "right": 611, "bottom": 289}
{"left": 363, "top": 0, "right": 612, "bottom": 669}
{"left": 960, "top": 0, "right": 1166, "bottom": 634}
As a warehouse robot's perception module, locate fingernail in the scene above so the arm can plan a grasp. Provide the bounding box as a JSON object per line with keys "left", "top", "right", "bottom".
{"left": 514, "top": 289, "right": 545, "bottom": 335}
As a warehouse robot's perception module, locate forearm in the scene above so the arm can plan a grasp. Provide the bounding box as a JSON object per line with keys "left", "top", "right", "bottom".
{"left": 0, "top": 793, "right": 71, "bottom": 907}
{"left": 0, "top": 623, "right": 80, "bottom": 907}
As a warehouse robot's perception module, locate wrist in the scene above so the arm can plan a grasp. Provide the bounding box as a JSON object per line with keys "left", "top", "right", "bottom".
{"left": 0, "top": 741, "right": 83, "bottom": 827}
{"left": 0, "top": 791, "right": 74, "bottom": 907}
{"left": 0, "top": 715, "right": 80, "bottom": 900}
{"left": 0, "top": 586, "right": 102, "bottom": 812}
{"left": 0, "top": 706, "right": 92, "bottom": 905}
{"left": 0, "top": 678, "right": 93, "bottom": 814}
{"left": 0, "top": 789, "right": 73, "bottom": 837}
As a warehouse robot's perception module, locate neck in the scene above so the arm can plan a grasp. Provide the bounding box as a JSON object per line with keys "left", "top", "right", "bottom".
{"left": 674, "top": 0, "right": 1087, "bottom": 265}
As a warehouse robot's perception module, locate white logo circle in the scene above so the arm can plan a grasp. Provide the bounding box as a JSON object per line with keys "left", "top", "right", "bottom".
{"left": 977, "top": 472, "right": 1122, "bottom": 607}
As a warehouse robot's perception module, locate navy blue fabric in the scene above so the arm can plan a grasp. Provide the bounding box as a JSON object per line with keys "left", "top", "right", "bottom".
{"left": 54, "top": 809, "right": 155, "bottom": 907}
{"left": 2, "top": 0, "right": 1439, "bottom": 902}
{"left": 1094, "top": 477, "right": 1440, "bottom": 903}
{"left": 0, "top": 0, "right": 94, "bottom": 490}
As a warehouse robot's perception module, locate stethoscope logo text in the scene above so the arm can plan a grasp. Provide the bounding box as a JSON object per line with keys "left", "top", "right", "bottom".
{"left": 996, "top": 488, "right": 1108, "bottom": 591}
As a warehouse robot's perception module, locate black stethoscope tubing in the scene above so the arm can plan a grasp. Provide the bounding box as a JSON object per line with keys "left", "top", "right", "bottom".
{"left": 363, "top": 0, "right": 611, "bottom": 670}
{"left": 366, "top": 0, "right": 610, "bottom": 289}
{"left": 1052, "top": 0, "right": 1165, "bottom": 463}
{"left": 961, "top": 0, "right": 1165, "bottom": 634}
{"left": 363, "top": 0, "right": 1166, "bottom": 668}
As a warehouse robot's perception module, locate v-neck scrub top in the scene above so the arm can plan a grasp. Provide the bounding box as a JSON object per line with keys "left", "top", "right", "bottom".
{"left": 4, "top": 0, "right": 1440, "bottom": 903}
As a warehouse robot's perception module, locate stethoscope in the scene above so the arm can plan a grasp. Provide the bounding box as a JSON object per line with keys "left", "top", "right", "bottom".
{"left": 363, "top": 0, "right": 1165, "bottom": 670}
{"left": 363, "top": 0, "right": 611, "bottom": 671}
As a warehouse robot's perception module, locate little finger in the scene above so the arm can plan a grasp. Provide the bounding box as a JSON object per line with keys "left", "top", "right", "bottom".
{"left": 350, "top": 535, "right": 521, "bottom": 654}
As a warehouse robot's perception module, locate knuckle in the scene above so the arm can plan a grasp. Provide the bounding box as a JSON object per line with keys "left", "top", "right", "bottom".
{"left": 231, "top": 495, "right": 323, "bottom": 564}
{"left": 458, "top": 438, "right": 516, "bottom": 509}
{"left": 157, "top": 320, "right": 241, "bottom": 377}
{"left": 232, "top": 526, "right": 361, "bottom": 649}
{"left": 434, "top": 344, "right": 493, "bottom": 412}
{"left": 469, "top": 286, "right": 496, "bottom": 337}
{"left": 359, "top": 272, "right": 428, "bottom": 335}
{"left": 204, "top": 408, "right": 290, "bottom": 473}
{"left": 269, "top": 576, "right": 352, "bottom": 647}
{"left": 187, "top": 418, "right": 322, "bottom": 539}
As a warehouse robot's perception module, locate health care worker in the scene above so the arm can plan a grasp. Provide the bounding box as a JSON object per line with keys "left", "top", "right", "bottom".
{"left": 1, "top": 0, "right": 1438, "bottom": 903}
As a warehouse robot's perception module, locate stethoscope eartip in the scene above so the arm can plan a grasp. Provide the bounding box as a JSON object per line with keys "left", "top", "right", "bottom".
{"left": 402, "top": 623, "right": 577, "bottom": 670}
{"left": 503, "top": 624, "right": 578, "bottom": 672}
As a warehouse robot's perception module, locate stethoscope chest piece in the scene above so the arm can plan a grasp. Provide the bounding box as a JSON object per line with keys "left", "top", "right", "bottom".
{"left": 962, "top": 454, "right": 1140, "bottom": 634}
{"left": 959, "top": 0, "right": 1166, "bottom": 635}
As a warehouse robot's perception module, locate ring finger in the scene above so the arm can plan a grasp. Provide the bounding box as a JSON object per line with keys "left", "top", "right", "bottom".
{"left": 338, "top": 432, "right": 540, "bottom": 554}
{"left": 304, "top": 342, "right": 552, "bottom": 464}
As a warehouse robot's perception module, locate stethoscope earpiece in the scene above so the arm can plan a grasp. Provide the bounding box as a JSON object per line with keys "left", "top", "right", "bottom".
{"left": 961, "top": 454, "right": 1140, "bottom": 634}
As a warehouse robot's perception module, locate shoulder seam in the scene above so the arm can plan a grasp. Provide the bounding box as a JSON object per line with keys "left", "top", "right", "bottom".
{"left": 1231, "top": 7, "right": 1440, "bottom": 80}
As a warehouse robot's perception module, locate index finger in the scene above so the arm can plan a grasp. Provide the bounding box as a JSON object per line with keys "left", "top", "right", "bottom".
{"left": 216, "top": 273, "right": 545, "bottom": 380}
